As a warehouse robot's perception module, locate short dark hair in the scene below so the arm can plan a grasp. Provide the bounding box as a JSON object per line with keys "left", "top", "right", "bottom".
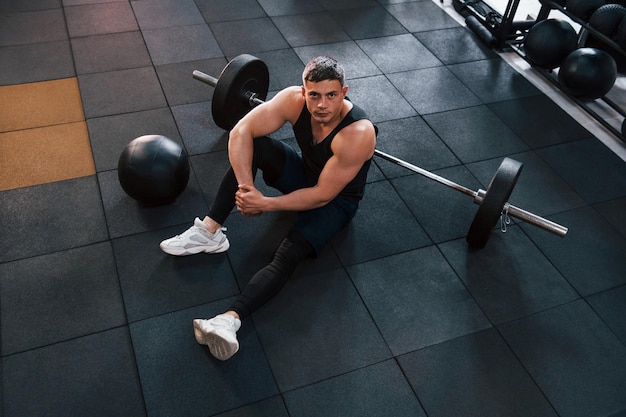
{"left": 302, "top": 56, "right": 345, "bottom": 87}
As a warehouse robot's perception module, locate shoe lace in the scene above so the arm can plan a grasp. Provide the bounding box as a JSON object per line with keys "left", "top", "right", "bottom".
{"left": 211, "top": 315, "right": 235, "bottom": 330}
{"left": 175, "top": 226, "right": 201, "bottom": 239}
{"left": 176, "top": 225, "right": 227, "bottom": 239}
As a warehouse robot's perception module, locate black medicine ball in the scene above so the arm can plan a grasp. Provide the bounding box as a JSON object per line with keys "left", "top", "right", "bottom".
{"left": 118, "top": 135, "right": 190, "bottom": 206}
{"left": 524, "top": 19, "right": 579, "bottom": 69}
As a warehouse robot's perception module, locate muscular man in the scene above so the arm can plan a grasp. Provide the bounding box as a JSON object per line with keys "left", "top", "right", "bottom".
{"left": 160, "top": 56, "right": 377, "bottom": 360}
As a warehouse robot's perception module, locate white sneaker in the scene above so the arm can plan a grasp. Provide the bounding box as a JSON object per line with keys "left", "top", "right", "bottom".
{"left": 160, "top": 217, "right": 229, "bottom": 256}
{"left": 193, "top": 314, "right": 241, "bottom": 361}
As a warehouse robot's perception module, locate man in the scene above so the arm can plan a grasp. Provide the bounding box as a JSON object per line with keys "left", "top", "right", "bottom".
{"left": 160, "top": 56, "right": 377, "bottom": 360}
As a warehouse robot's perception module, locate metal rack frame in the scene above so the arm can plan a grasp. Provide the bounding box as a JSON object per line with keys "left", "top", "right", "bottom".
{"left": 458, "top": 0, "right": 625, "bottom": 141}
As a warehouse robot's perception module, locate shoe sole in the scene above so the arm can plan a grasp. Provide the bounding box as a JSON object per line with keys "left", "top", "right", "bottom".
{"left": 160, "top": 239, "right": 230, "bottom": 256}
{"left": 193, "top": 320, "right": 238, "bottom": 361}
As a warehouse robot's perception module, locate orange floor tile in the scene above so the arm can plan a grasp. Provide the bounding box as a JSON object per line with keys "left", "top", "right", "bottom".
{"left": 0, "top": 121, "right": 95, "bottom": 191}
{"left": 0, "top": 78, "right": 84, "bottom": 133}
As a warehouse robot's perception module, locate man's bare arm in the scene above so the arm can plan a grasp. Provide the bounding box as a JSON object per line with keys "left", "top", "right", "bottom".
{"left": 235, "top": 120, "right": 376, "bottom": 214}
{"left": 228, "top": 87, "right": 304, "bottom": 186}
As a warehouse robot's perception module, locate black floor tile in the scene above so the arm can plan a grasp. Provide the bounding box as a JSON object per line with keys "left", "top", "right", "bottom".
{"left": 385, "top": 0, "right": 461, "bottom": 32}
{"left": 356, "top": 34, "right": 442, "bottom": 73}
{"left": 392, "top": 165, "right": 483, "bottom": 243}
{"left": 156, "top": 58, "right": 226, "bottom": 107}
{"left": 3, "top": 327, "right": 146, "bottom": 417}
{"left": 0, "top": 9, "right": 67, "bottom": 46}
{"left": 252, "top": 268, "right": 391, "bottom": 391}
{"left": 415, "top": 26, "right": 499, "bottom": 65}
{"left": 594, "top": 196, "right": 626, "bottom": 239}
{"left": 332, "top": 180, "right": 432, "bottom": 266}
{"left": 0, "top": 41, "right": 74, "bottom": 85}
{"left": 88, "top": 108, "right": 183, "bottom": 172}
{"left": 132, "top": 0, "right": 205, "bottom": 30}
{"left": 1, "top": 242, "right": 126, "bottom": 355}
{"left": 98, "top": 169, "right": 208, "bottom": 239}
{"left": 423, "top": 105, "right": 529, "bottom": 163}
{"left": 131, "top": 301, "right": 278, "bottom": 417}
{"left": 488, "top": 95, "right": 594, "bottom": 149}
{"left": 374, "top": 116, "right": 461, "bottom": 177}
{"left": 195, "top": 0, "right": 267, "bottom": 23}
{"left": 466, "top": 152, "right": 586, "bottom": 217}
{"left": 348, "top": 246, "right": 491, "bottom": 355}
{"left": 210, "top": 18, "right": 290, "bottom": 57}
{"left": 71, "top": 31, "right": 151, "bottom": 75}
{"left": 272, "top": 12, "right": 350, "bottom": 47}
{"left": 388, "top": 66, "right": 482, "bottom": 115}
{"left": 586, "top": 284, "right": 626, "bottom": 346}
{"left": 523, "top": 206, "right": 626, "bottom": 296}
{"left": 439, "top": 226, "right": 579, "bottom": 324}
{"left": 500, "top": 300, "right": 626, "bottom": 417}
{"left": 112, "top": 226, "right": 239, "bottom": 322}
{"left": 330, "top": 5, "right": 408, "bottom": 39}
{"left": 367, "top": 158, "right": 386, "bottom": 183}
{"left": 257, "top": 0, "right": 324, "bottom": 16}
{"left": 64, "top": 0, "right": 116, "bottom": 5}
{"left": 345, "top": 75, "right": 417, "bottom": 122}
{"left": 64, "top": 2, "right": 138, "bottom": 38}
{"left": 171, "top": 101, "right": 229, "bottom": 155}
{"left": 189, "top": 150, "right": 235, "bottom": 205}
{"left": 0, "top": 177, "right": 109, "bottom": 263}
{"left": 536, "top": 138, "right": 626, "bottom": 204}
{"left": 142, "top": 24, "right": 223, "bottom": 65}
{"left": 212, "top": 397, "right": 289, "bottom": 417}
{"left": 317, "top": 0, "right": 379, "bottom": 10}
{"left": 295, "top": 41, "right": 382, "bottom": 80}
{"left": 398, "top": 328, "right": 558, "bottom": 417}
{"left": 448, "top": 58, "right": 542, "bottom": 103}
{"left": 1, "top": 0, "right": 61, "bottom": 13}
{"left": 79, "top": 67, "right": 167, "bottom": 118}
{"left": 283, "top": 360, "right": 427, "bottom": 417}
{"left": 252, "top": 49, "right": 305, "bottom": 91}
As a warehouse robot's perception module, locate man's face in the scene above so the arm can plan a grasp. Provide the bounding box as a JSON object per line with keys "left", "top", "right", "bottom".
{"left": 302, "top": 79, "right": 348, "bottom": 125}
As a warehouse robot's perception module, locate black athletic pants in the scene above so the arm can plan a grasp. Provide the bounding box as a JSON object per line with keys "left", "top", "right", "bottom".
{"left": 206, "top": 137, "right": 315, "bottom": 319}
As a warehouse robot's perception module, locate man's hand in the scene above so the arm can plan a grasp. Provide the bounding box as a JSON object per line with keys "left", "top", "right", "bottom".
{"left": 235, "top": 184, "right": 265, "bottom": 217}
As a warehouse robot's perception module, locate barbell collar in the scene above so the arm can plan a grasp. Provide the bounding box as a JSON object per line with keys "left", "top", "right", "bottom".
{"left": 503, "top": 203, "right": 569, "bottom": 237}
{"left": 475, "top": 189, "right": 567, "bottom": 237}
{"left": 247, "top": 92, "right": 265, "bottom": 107}
{"left": 194, "top": 69, "right": 265, "bottom": 110}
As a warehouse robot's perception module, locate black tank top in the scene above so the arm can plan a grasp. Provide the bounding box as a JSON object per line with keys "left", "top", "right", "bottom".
{"left": 292, "top": 103, "right": 376, "bottom": 202}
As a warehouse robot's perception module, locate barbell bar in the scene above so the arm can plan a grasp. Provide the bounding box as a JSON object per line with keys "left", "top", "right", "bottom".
{"left": 192, "top": 54, "right": 568, "bottom": 248}
{"left": 373, "top": 149, "right": 568, "bottom": 240}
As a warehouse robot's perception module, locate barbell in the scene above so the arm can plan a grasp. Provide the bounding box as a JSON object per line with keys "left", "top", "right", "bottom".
{"left": 192, "top": 54, "right": 568, "bottom": 248}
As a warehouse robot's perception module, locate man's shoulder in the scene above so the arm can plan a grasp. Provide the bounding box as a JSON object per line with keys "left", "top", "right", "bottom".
{"left": 277, "top": 86, "right": 304, "bottom": 101}
{"left": 335, "top": 119, "right": 376, "bottom": 153}
{"left": 266, "top": 86, "right": 304, "bottom": 125}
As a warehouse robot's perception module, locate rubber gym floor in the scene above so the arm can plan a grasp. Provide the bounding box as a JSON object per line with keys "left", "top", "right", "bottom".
{"left": 2, "top": 0, "right": 626, "bottom": 416}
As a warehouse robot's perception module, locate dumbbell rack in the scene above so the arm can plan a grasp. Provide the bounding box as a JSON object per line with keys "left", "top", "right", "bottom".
{"left": 453, "top": 0, "right": 535, "bottom": 48}
{"left": 510, "top": 0, "right": 626, "bottom": 142}
{"left": 457, "top": 0, "right": 626, "bottom": 142}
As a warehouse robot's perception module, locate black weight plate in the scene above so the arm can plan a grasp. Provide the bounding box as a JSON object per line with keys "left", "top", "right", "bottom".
{"left": 466, "top": 157, "right": 523, "bottom": 248}
{"left": 212, "top": 54, "right": 269, "bottom": 131}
